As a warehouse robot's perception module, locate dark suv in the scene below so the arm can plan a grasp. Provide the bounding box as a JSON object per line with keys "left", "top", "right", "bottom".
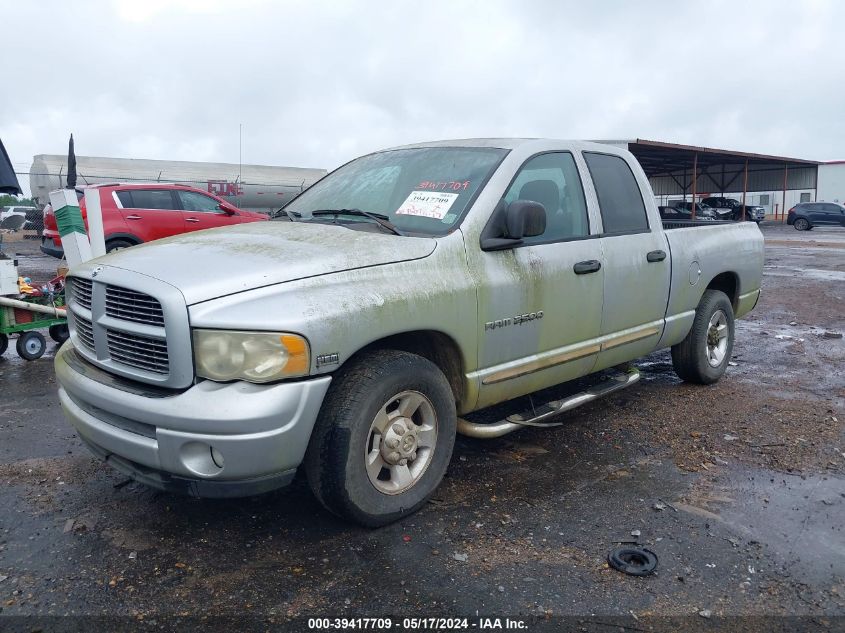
{"left": 787, "top": 202, "right": 845, "bottom": 230}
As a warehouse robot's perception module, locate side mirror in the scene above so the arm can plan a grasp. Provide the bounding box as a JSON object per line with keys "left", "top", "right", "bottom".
{"left": 504, "top": 200, "right": 546, "bottom": 239}
{"left": 218, "top": 203, "right": 236, "bottom": 215}
{"left": 480, "top": 200, "right": 547, "bottom": 251}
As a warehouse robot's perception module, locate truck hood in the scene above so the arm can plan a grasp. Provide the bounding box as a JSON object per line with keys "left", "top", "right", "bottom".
{"left": 100, "top": 221, "right": 437, "bottom": 305}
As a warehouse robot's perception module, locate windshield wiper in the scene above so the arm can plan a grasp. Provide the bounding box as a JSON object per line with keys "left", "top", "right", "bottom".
{"left": 310, "top": 209, "right": 404, "bottom": 236}
{"left": 271, "top": 208, "right": 301, "bottom": 221}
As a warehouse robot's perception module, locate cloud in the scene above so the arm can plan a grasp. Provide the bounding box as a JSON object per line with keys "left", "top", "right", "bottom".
{"left": 1, "top": 0, "right": 843, "bottom": 189}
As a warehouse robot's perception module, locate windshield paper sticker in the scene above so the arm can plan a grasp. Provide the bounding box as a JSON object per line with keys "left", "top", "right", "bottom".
{"left": 396, "top": 191, "right": 459, "bottom": 220}
{"left": 418, "top": 180, "right": 470, "bottom": 191}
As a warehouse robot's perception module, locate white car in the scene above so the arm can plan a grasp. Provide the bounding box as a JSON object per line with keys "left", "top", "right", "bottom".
{"left": 0, "top": 205, "right": 37, "bottom": 222}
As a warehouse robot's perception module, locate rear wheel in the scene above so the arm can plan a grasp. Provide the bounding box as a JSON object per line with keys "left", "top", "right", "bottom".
{"left": 794, "top": 218, "right": 810, "bottom": 231}
{"left": 106, "top": 238, "right": 135, "bottom": 253}
{"left": 671, "top": 289, "right": 735, "bottom": 385}
{"left": 16, "top": 331, "right": 47, "bottom": 361}
{"left": 305, "top": 350, "right": 457, "bottom": 527}
{"left": 0, "top": 334, "right": 8, "bottom": 356}
{"left": 49, "top": 323, "right": 69, "bottom": 343}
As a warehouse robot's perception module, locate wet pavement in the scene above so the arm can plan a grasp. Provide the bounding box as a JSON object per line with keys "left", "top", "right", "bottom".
{"left": 0, "top": 224, "right": 843, "bottom": 630}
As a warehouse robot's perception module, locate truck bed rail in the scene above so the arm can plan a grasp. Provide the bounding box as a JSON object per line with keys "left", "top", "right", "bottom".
{"left": 662, "top": 220, "right": 736, "bottom": 229}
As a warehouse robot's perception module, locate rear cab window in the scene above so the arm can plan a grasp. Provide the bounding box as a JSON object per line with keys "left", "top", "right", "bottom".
{"left": 583, "top": 152, "right": 649, "bottom": 234}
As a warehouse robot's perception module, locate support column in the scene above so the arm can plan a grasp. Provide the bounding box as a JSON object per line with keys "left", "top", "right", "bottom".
{"left": 741, "top": 159, "right": 748, "bottom": 221}
{"left": 84, "top": 188, "right": 106, "bottom": 258}
{"left": 781, "top": 164, "right": 788, "bottom": 223}
{"left": 691, "top": 153, "right": 698, "bottom": 221}
{"left": 49, "top": 189, "right": 92, "bottom": 268}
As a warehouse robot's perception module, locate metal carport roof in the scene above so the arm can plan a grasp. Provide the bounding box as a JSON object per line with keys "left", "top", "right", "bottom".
{"left": 598, "top": 139, "right": 821, "bottom": 219}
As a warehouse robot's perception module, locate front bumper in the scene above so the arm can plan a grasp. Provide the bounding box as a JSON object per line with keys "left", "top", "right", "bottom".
{"left": 55, "top": 342, "right": 331, "bottom": 497}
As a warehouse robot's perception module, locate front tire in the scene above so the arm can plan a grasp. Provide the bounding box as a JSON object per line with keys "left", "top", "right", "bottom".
{"left": 671, "top": 289, "right": 735, "bottom": 385}
{"left": 106, "top": 238, "right": 135, "bottom": 253}
{"left": 794, "top": 218, "right": 810, "bottom": 231}
{"left": 305, "top": 350, "right": 457, "bottom": 527}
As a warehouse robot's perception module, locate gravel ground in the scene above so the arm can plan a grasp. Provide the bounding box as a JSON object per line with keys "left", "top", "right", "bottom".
{"left": 0, "top": 223, "right": 843, "bottom": 632}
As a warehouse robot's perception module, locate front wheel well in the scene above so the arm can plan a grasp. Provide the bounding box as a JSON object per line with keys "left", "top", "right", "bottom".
{"left": 349, "top": 331, "right": 465, "bottom": 405}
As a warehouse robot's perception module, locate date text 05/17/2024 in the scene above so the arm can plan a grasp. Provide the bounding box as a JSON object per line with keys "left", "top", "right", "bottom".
{"left": 307, "top": 617, "right": 528, "bottom": 630}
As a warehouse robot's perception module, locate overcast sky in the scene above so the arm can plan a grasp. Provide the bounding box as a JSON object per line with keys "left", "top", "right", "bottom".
{"left": 2, "top": 0, "right": 843, "bottom": 184}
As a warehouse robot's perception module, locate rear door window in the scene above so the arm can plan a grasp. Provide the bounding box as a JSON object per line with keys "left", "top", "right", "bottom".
{"left": 120, "top": 189, "right": 177, "bottom": 210}
{"left": 115, "top": 191, "right": 133, "bottom": 207}
{"left": 583, "top": 152, "right": 649, "bottom": 234}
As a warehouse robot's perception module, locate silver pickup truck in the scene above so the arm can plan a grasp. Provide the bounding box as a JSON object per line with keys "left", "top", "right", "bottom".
{"left": 55, "top": 139, "right": 763, "bottom": 526}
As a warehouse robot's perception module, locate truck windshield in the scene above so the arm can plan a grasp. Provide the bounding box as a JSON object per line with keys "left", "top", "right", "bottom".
{"left": 278, "top": 146, "right": 508, "bottom": 236}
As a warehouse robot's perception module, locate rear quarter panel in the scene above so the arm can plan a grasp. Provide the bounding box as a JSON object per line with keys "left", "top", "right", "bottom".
{"left": 660, "top": 222, "right": 763, "bottom": 347}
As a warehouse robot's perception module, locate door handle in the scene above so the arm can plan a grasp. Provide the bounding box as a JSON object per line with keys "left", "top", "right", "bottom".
{"left": 185, "top": 217, "right": 200, "bottom": 223}
{"left": 646, "top": 250, "right": 667, "bottom": 262}
{"left": 125, "top": 215, "right": 141, "bottom": 220}
{"left": 573, "top": 260, "right": 601, "bottom": 275}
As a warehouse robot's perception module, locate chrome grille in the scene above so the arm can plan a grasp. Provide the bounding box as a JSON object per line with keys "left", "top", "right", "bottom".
{"left": 69, "top": 277, "right": 93, "bottom": 310}
{"left": 66, "top": 270, "right": 190, "bottom": 388}
{"left": 106, "top": 330, "right": 169, "bottom": 374}
{"left": 105, "top": 285, "right": 165, "bottom": 326}
{"left": 74, "top": 314, "right": 95, "bottom": 352}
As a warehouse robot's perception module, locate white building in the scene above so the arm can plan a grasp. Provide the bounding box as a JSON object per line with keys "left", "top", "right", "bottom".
{"left": 818, "top": 161, "right": 845, "bottom": 204}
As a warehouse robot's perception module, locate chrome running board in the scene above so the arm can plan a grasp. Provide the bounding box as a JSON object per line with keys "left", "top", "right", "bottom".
{"left": 457, "top": 367, "right": 640, "bottom": 439}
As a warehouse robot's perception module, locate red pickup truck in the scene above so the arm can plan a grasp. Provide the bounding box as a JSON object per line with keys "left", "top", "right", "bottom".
{"left": 41, "top": 183, "right": 267, "bottom": 258}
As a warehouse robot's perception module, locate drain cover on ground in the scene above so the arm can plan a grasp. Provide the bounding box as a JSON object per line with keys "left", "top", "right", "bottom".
{"left": 607, "top": 547, "right": 658, "bottom": 576}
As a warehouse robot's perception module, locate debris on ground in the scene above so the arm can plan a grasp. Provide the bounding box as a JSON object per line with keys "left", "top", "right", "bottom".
{"left": 607, "top": 547, "right": 658, "bottom": 576}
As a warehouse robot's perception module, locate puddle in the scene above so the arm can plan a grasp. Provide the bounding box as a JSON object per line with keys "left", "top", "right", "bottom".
{"left": 680, "top": 466, "right": 845, "bottom": 584}
{"left": 635, "top": 357, "right": 680, "bottom": 382}
{"left": 764, "top": 265, "right": 845, "bottom": 282}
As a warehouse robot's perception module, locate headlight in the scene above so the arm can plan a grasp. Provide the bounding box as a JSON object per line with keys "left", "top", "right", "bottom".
{"left": 193, "top": 329, "right": 310, "bottom": 383}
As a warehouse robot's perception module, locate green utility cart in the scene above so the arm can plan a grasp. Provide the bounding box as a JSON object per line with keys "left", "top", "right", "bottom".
{"left": 0, "top": 297, "right": 68, "bottom": 360}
